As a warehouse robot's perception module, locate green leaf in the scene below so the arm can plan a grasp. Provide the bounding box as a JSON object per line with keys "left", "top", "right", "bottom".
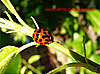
{"left": 0, "top": 42, "right": 37, "bottom": 74}
{"left": 66, "top": 56, "right": 75, "bottom": 74}
{"left": 20, "top": 66, "right": 27, "bottom": 74}
{"left": 65, "top": 38, "right": 72, "bottom": 48}
{"left": 72, "top": 33, "right": 92, "bottom": 57}
{"left": 36, "top": 66, "right": 45, "bottom": 72}
{"left": 72, "top": 33, "right": 84, "bottom": 55}
{"left": 90, "top": 53, "right": 100, "bottom": 64}
{"left": 85, "top": 67, "right": 98, "bottom": 74}
{"left": 86, "top": 9, "right": 100, "bottom": 34}
{"left": 4, "top": 54, "right": 21, "bottom": 74}
{"left": 0, "top": 46, "right": 18, "bottom": 74}
{"left": 60, "top": 26, "right": 66, "bottom": 34}
{"left": 70, "top": 11, "right": 79, "bottom": 17}
{"left": 48, "top": 42, "right": 100, "bottom": 69}
{"left": 61, "top": 17, "right": 73, "bottom": 36}
{"left": 20, "top": 0, "right": 28, "bottom": 8}
{"left": 73, "top": 19, "right": 78, "bottom": 31}
{"left": 85, "top": 40, "right": 92, "bottom": 57}
{"left": 1, "top": 0, "right": 16, "bottom": 14}
{"left": 28, "top": 55, "right": 41, "bottom": 64}
{"left": 14, "top": 32, "right": 26, "bottom": 44}
{"left": 26, "top": 70, "right": 33, "bottom": 74}
{"left": 92, "top": 40, "right": 98, "bottom": 51}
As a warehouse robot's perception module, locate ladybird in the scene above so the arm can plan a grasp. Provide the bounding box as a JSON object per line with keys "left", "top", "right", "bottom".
{"left": 32, "top": 28, "right": 54, "bottom": 45}
{"left": 30, "top": 16, "right": 54, "bottom": 45}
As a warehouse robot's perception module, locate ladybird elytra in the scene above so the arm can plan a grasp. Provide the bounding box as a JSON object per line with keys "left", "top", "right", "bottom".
{"left": 32, "top": 28, "right": 53, "bottom": 45}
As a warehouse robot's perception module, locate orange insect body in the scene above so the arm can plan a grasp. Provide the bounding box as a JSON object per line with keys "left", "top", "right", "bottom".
{"left": 32, "top": 28, "right": 53, "bottom": 45}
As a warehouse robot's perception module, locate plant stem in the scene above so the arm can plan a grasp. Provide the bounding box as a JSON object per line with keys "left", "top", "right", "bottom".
{"left": 83, "top": 36, "right": 88, "bottom": 64}
{"left": 47, "top": 63, "right": 97, "bottom": 74}
{"left": 22, "top": 59, "right": 41, "bottom": 74}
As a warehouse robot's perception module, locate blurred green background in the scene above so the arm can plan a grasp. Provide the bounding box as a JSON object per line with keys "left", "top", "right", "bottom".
{"left": 0, "top": 0, "right": 100, "bottom": 74}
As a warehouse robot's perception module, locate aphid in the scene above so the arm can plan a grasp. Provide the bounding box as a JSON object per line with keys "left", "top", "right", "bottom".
{"left": 31, "top": 16, "right": 54, "bottom": 45}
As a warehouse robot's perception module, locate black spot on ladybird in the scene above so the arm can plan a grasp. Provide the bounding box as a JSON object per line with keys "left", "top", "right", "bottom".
{"left": 40, "top": 43, "right": 43, "bottom": 45}
{"left": 47, "top": 36, "right": 50, "bottom": 38}
{"left": 35, "top": 38, "right": 38, "bottom": 40}
{"left": 33, "top": 34, "right": 34, "bottom": 38}
{"left": 43, "top": 29, "right": 46, "bottom": 31}
{"left": 45, "top": 39, "right": 48, "bottom": 41}
{"left": 36, "top": 34, "right": 39, "bottom": 38}
{"left": 37, "top": 29, "right": 41, "bottom": 33}
{"left": 45, "top": 42, "right": 47, "bottom": 44}
{"left": 43, "top": 32, "right": 47, "bottom": 35}
{"left": 42, "top": 36, "right": 46, "bottom": 38}
{"left": 39, "top": 39, "right": 42, "bottom": 42}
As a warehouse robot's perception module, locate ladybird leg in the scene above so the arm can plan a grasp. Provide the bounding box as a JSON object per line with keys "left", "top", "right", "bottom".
{"left": 30, "top": 16, "right": 39, "bottom": 29}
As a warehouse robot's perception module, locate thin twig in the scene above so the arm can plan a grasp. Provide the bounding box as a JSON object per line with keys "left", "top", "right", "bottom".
{"left": 22, "top": 59, "right": 41, "bottom": 74}
{"left": 83, "top": 36, "right": 88, "bottom": 64}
